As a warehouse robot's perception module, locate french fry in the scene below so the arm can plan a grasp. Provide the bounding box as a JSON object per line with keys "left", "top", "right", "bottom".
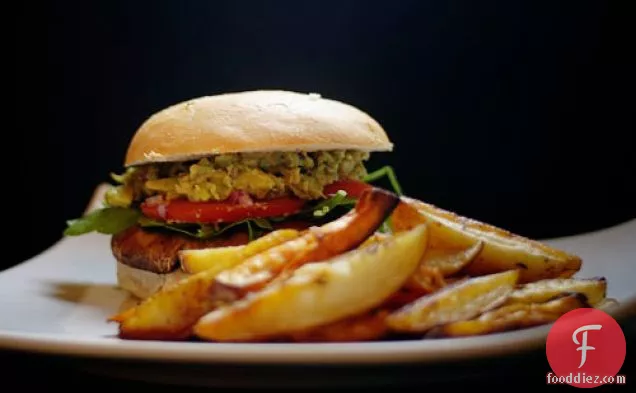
{"left": 214, "top": 188, "right": 400, "bottom": 295}
{"left": 112, "top": 187, "right": 400, "bottom": 340}
{"left": 360, "top": 232, "right": 391, "bottom": 248}
{"left": 381, "top": 287, "right": 428, "bottom": 311}
{"left": 381, "top": 274, "right": 464, "bottom": 311}
{"left": 108, "top": 307, "right": 135, "bottom": 323}
{"left": 242, "top": 229, "right": 300, "bottom": 255}
{"left": 384, "top": 237, "right": 483, "bottom": 301}
{"left": 427, "top": 293, "right": 590, "bottom": 337}
{"left": 404, "top": 265, "right": 447, "bottom": 294}
{"left": 506, "top": 277, "right": 607, "bottom": 307}
{"left": 288, "top": 310, "right": 390, "bottom": 342}
{"left": 391, "top": 197, "right": 582, "bottom": 283}
{"left": 179, "top": 245, "right": 244, "bottom": 274}
{"left": 193, "top": 225, "right": 428, "bottom": 342}
{"left": 386, "top": 270, "right": 519, "bottom": 333}
{"left": 420, "top": 241, "right": 484, "bottom": 276}
{"left": 179, "top": 229, "right": 300, "bottom": 274}
{"left": 596, "top": 298, "right": 620, "bottom": 311}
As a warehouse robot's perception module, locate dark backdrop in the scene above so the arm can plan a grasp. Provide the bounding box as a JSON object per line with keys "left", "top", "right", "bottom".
{"left": 13, "top": 0, "right": 634, "bottom": 268}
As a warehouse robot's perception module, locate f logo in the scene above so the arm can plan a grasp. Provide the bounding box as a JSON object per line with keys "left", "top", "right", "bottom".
{"left": 546, "top": 308, "right": 626, "bottom": 388}
{"left": 572, "top": 324, "right": 602, "bottom": 368}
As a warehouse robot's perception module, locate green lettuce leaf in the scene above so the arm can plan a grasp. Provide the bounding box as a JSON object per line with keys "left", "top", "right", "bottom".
{"left": 64, "top": 206, "right": 279, "bottom": 241}
{"left": 64, "top": 207, "right": 141, "bottom": 236}
{"left": 138, "top": 216, "right": 274, "bottom": 241}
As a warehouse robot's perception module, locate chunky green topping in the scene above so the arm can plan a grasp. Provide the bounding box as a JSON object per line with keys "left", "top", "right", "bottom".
{"left": 105, "top": 150, "right": 370, "bottom": 207}
{"left": 64, "top": 165, "right": 403, "bottom": 241}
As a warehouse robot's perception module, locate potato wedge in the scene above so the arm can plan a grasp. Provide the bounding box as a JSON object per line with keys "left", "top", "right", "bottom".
{"left": 427, "top": 293, "right": 590, "bottom": 337}
{"left": 360, "top": 232, "right": 390, "bottom": 248}
{"left": 401, "top": 242, "right": 484, "bottom": 295}
{"left": 179, "top": 229, "right": 300, "bottom": 274}
{"left": 421, "top": 241, "right": 484, "bottom": 276}
{"left": 113, "top": 268, "right": 229, "bottom": 340}
{"left": 214, "top": 187, "right": 400, "bottom": 294}
{"left": 179, "top": 245, "right": 244, "bottom": 274}
{"left": 193, "top": 224, "right": 428, "bottom": 342}
{"left": 288, "top": 310, "right": 390, "bottom": 342}
{"left": 382, "top": 287, "right": 429, "bottom": 311}
{"left": 506, "top": 277, "right": 607, "bottom": 306}
{"left": 404, "top": 265, "right": 447, "bottom": 294}
{"left": 113, "top": 187, "right": 399, "bottom": 340}
{"left": 596, "top": 298, "right": 619, "bottom": 311}
{"left": 387, "top": 270, "right": 519, "bottom": 333}
{"left": 391, "top": 197, "right": 582, "bottom": 283}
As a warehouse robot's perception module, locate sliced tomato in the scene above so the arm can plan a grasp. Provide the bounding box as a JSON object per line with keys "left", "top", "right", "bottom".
{"left": 322, "top": 179, "right": 372, "bottom": 198}
{"left": 141, "top": 197, "right": 306, "bottom": 224}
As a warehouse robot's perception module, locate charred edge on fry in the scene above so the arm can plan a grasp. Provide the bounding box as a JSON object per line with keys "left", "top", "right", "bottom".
{"left": 356, "top": 187, "right": 400, "bottom": 238}
{"left": 547, "top": 291, "right": 592, "bottom": 307}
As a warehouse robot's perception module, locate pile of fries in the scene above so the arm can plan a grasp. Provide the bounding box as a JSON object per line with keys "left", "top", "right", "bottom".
{"left": 110, "top": 188, "right": 613, "bottom": 342}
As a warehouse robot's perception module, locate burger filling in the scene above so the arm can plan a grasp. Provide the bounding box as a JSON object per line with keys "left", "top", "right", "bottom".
{"left": 105, "top": 150, "right": 370, "bottom": 208}
{"left": 63, "top": 150, "right": 403, "bottom": 241}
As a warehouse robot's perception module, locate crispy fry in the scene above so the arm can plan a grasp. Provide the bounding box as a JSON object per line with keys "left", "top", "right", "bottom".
{"left": 421, "top": 241, "right": 484, "bottom": 276}
{"left": 193, "top": 225, "right": 428, "bottom": 342}
{"left": 427, "top": 293, "right": 590, "bottom": 337}
{"left": 360, "top": 232, "right": 391, "bottom": 248}
{"left": 288, "top": 310, "right": 390, "bottom": 342}
{"left": 382, "top": 287, "right": 428, "bottom": 310}
{"left": 596, "top": 298, "right": 620, "bottom": 311}
{"left": 391, "top": 197, "right": 582, "bottom": 283}
{"left": 179, "top": 229, "right": 300, "bottom": 274}
{"left": 114, "top": 269, "right": 230, "bottom": 340}
{"left": 108, "top": 307, "right": 136, "bottom": 323}
{"left": 405, "top": 265, "right": 447, "bottom": 294}
{"left": 387, "top": 270, "right": 519, "bottom": 333}
{"left": 506, "top": 277, "right": 607, "bottom": 306}
{"left": 214, "top": 188, "right": 400, "bottom": 295}
{"left": 112, "top": 187, "right": 400, "bottom": 340}
{"left": 398, "top": 240, "right": 484, "bottom": 297}
{"left": 179, "top": 246, "right": 244, "bottom": 274}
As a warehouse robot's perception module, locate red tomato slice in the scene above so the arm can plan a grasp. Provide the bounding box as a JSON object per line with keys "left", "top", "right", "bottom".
{"left": 322, "top": 180, "right": 372, "bottom": 198}
{"left": 141, "top": 197, "right": 306, "bottom": 224}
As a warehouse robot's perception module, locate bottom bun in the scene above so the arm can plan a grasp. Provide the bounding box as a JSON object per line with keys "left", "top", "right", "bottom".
{"left": 116, "top": 261, "right": 191, "bottom": 299}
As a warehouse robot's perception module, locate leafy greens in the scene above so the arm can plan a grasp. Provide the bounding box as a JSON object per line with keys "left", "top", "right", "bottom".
{"left": 64, "top": 207, "right": 141, "bottom": 236}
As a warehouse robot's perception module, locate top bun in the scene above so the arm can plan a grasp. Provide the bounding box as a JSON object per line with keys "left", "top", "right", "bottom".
{"left": 124, "top": 90, "right": 393, "bottom": 166}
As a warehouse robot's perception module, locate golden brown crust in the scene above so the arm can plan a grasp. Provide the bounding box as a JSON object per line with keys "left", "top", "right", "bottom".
{"left": 124, "top": 90, "right": 393, "bottom": 166}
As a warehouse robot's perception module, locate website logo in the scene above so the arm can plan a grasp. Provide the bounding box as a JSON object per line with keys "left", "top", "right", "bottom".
{"left": 546, "top": 308, "right": 626, "bottom": 388}
{"left": 572, "top": 324, "right": 602, "bottom": 368}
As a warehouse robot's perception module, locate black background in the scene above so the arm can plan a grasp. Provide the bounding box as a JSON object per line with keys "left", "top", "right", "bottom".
{"left": 8, "top": 0, "right": 636, "bottom": 389}
{"left": 13, "top": 0, "right": 634, "bottom": 267}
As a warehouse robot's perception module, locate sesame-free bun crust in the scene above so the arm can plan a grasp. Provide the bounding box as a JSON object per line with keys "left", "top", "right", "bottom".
{"left": 125, "top": 90, "right": 393, "bottom": 166}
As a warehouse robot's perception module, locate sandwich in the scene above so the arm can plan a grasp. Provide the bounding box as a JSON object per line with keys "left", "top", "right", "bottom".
{"left": 64, "top": 90, "right": 401, "bottom": 299}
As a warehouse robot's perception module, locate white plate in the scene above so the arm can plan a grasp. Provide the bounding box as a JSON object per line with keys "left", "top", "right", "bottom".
{"left": 1, "top": 185, "right": 635, "bottom": 385}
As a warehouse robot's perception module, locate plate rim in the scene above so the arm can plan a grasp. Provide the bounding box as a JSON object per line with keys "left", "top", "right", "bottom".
{"left": 1, "top": 297, "right": 633, "bottom": 365}
{"left": 0, "top": 325, "right": 551, "bottom": 365}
